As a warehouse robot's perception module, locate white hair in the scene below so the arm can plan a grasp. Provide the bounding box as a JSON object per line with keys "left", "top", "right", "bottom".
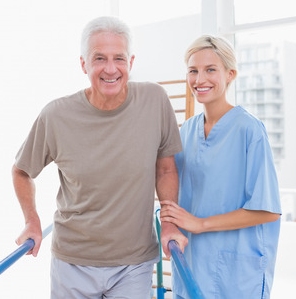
{"left": 80, "top": 16, "right": 133, "bottom": 59}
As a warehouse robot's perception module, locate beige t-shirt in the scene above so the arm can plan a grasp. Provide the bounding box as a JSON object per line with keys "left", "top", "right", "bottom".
{"left": 15, "top": 81, "right": 182, "bottom": 266}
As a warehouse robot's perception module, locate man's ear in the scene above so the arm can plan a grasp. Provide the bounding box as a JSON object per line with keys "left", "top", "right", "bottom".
{"left": 129, "top": 55, "right": 135, "bottom": 71}
{"left": 80, "top": 56, "right": 87, "bottom": 74}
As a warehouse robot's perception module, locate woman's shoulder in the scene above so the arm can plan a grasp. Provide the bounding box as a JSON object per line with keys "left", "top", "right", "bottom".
{"left": 237, "top": 106, "right": 265, "bottom": 126}
{"left": 234, "top": 106, "right": 268, "bottom": 140}
{"left": 234, "top": 106, "right": 262, "bottom": 125}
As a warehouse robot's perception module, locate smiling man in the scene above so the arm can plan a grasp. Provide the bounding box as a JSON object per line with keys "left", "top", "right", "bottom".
{"left": 12, "top": 16, "right": 187, "bottom": 299}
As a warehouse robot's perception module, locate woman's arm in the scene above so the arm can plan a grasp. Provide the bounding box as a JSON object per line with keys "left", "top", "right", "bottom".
{"left": 160, "top": 200, "right": 280, "bottom": 234}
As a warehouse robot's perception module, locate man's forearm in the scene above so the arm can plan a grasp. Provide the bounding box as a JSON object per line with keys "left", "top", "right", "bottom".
{"left": 12, "top": 165, "right": 37, "bottom": 222}
{"left": 155, "top": 156, "right": 179, "bottom": 204}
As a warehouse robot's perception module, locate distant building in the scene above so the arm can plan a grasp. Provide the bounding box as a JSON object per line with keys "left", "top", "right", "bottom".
{"left": 236, "top": 42, "right": 284, "bottom": 164}
{"left": 235, "top": 41, "right": 296, "bottom": 190}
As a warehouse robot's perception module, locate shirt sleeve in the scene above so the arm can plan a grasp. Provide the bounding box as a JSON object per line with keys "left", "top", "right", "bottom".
{"left": 157, "top": 89, "right": 182, "bottom": 158}
{"left": 243, "top": 129, "right": 282, "bottom": 214}
{"left": 15, "top": 113, "right": 53, "bottom": 178}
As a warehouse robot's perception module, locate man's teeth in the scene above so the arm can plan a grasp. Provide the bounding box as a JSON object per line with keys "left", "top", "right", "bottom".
{"left": 104, "top": 79, "right": 117, "bottom": 83}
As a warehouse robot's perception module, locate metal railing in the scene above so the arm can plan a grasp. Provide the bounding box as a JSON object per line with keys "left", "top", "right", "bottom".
{"left": 154, "top": 209, "right": 204, "bottom": 299}
{"left": 0, "top": 224, "right": 53, "bottom": 275}
{"left": 1, "top": 214, "right": 204, "bottom": 298}
{"left": 168, "top": 240, "right": 204, "bottom": 299}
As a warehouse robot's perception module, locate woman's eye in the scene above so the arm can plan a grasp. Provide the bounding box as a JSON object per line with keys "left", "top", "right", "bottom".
{"left": 188, "top": 69, "right": 198, "bottom": 74}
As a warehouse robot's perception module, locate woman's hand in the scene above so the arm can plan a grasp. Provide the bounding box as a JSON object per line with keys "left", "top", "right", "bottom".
{"left": 160, "top": 200, "right": 202, "bottom": 234}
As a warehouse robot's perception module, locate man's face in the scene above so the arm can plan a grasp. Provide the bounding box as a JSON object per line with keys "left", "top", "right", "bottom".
{"left": 80, "top": 31, "right": 134, "bottom": 100}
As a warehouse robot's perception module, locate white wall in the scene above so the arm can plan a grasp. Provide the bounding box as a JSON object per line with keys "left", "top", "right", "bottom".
{"left": 130, "top": 14, "right": 201, "bottom": 82}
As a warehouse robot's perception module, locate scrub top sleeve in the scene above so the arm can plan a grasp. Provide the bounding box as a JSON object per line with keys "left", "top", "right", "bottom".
{"left": 243, "top": 135, "right": 281, "bottom": 214}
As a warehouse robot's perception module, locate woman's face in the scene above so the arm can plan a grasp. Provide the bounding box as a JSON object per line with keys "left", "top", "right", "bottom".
{"left": 187, "top": 48, "right": 235, "bottom": 105}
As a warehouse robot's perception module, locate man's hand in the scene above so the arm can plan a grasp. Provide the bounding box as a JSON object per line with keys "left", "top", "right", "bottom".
{"left": 161, "top": 221, "right": 188, "bottom": 258}
{"left": 15, "top": 216, "right": 42, "bottom": 257}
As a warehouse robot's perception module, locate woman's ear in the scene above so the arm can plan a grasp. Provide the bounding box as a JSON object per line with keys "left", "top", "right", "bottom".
{"left": 227, "top": 69, "right": 237, "bottom": 84}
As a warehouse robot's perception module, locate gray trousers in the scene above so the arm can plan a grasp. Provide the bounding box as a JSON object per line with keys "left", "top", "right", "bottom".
{"left": 50, "top": 256, "right": 156, "bottom": 299}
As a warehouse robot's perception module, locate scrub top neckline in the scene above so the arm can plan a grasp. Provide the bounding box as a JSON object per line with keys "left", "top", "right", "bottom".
{"left": 198, "top": 106, "right": 242, "bottom": 142}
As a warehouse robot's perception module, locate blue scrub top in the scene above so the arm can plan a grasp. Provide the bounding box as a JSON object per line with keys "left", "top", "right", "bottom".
{"left": 173, "top": 106, "right": 281, "bottom": 299}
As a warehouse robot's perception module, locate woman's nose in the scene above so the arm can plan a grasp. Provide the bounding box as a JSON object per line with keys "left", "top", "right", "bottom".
{"left": 195, "top": 72, "right": 206, "bottom": 84}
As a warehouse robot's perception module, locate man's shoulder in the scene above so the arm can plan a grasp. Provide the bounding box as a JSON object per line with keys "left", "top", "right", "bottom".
{"left": 40, "top": 90, "right": 84, "bottom": 117}
{"left": 128, "top": 81, "right": 165, "bottom": 92}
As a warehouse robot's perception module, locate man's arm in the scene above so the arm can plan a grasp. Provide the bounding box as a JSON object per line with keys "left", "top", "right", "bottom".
{"left": 155, "top": 156, "right": 188, "bottom": 257}
{"left": 12, "top": 164, "right": 42, "bottom": 257}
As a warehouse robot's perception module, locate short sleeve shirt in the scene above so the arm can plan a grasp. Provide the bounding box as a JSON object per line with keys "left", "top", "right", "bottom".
{"left": 15, "top": 82, "right": 182, "bottom": 267}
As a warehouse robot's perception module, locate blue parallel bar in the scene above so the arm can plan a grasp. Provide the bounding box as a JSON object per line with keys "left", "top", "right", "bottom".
{"left": 155, "top": 211, "right": 167, "bottom": 299}
{"left": 0, "top": 223, "right": 53, "bottom": 275}
{"left": 168, "top": 240, "right": 204, "bottom": 299}
{"left": 155, "top": 208, "right": 204, "bottom": 299}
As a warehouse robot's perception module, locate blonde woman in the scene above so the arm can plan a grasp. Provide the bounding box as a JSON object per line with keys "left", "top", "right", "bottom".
{"left": 161, "top": 35, "right": 281, "bottom": 299}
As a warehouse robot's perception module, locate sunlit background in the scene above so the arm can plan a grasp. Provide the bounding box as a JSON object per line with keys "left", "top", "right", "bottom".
{"left": 0, "top": 0, "right": 295, "bottom": 298}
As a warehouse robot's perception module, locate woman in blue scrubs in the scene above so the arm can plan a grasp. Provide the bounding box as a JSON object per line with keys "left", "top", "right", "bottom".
{"left": 160, "top": 35, "right": 282, "bottom": 299}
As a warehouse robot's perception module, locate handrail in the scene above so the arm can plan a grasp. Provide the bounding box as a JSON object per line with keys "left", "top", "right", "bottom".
{"left": 0, "top": 223, "right": 53, "bottom": 275}
{"left": 155, "top": 208, "right": 204, "bottom": 299}
{"left": 2, "top": 211, "right": 204, "bottom": 297}
{"left": 155, "top": 212, "right": 168, "bottom": 299}
{"left": 168, "top": 240, "right": 204, "bottom": 299}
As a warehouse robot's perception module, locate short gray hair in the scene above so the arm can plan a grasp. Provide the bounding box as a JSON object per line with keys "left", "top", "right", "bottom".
{"left": 80, "top": 16, "right": 133, "bottom": 59}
